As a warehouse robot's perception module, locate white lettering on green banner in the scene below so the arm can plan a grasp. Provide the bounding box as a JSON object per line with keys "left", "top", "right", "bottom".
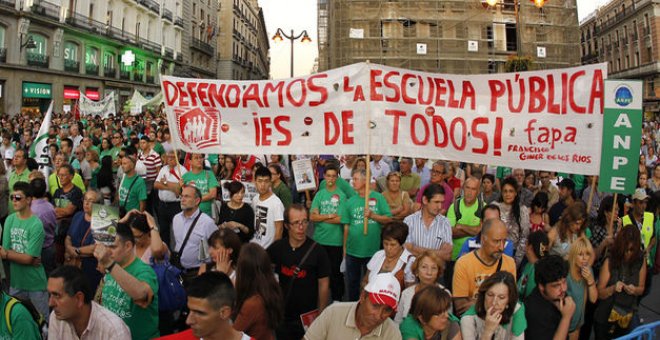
{"left": 598, "top": 80, "right": 643, "bottom": 194}
{"left": 22, "top": 82, "right": 52, "bottom": 99}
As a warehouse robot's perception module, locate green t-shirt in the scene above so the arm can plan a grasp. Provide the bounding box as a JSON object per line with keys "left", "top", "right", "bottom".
{"left": 47, "top": 172, "right": 86, "bottom": 197}
{"left": 102, "top": 257, "right": 159, "bottom": 340}
{"left": 118, "top": 174, "right": 147, "bottom": 212}
{"left": 182, "top": 170, "right": 218, "bottom": 217}
{"left": 340, "top": 192, "right": 391, "bottom": 258}
{"left": 2, "top": 214, "right": 46, "bottom": 291}
{"left": 319, "top": 177, "right": 356, "bottom": 199}
{"left": 518, "top": 262, "right": 536, "bottom": 299}
{"left": 0, "top": 293, "right": 41, "bottom": 339}
{"left": 207, "top": 154, "right": 219, "bottom": 165}
{"left": 272, "top": 181, "right": 292, "bottom": 210}
{"left": 400, "top": 313, "right": 460, "bottom": 340}
{"left": 7, "top": 169, "right": 30, "bottom": 214}
{"left": 153, "top": 142, "right": 165, "bottom": 156}
{"left": 447, "top": 199, "right": 482, "bottom": 260}
{"left": 311, "top": 187, "right": 347, "bottom": 247}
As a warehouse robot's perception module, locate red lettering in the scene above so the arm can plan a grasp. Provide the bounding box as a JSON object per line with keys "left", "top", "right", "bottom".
{"left": 242, "top": 83, "right": 264, "bottom": 108}
{"left": 324, "top": 112, "right": 340, "bottom": 145}
{"left": 432, "top": 116, "right": 449, "bottom": 148}
{"left": 263, "top": 81, "right": 285, "bottom": 107}
{"left": 341, "top": 110, "right": 355, "bottom": 144}
{"left": 286, "top": 79, "right": 307, "bottom": 107}
{"left": 186, "top": 82, "right": 198, "bottom": 106}
{"left": 383, "top": 71, "right": 401, "bottom": 102}
{"left": 488, "top": 80, "right": 505, "bottom": 112}
{"left": 253, "top": 113, "right": 260, "bottom": 146}
{"left": 225, "top": 84, "right": 241, "bottom": 107}
{"left": 447, "top": 80, "right": 460, "bottom": 108}
{"left": 460, "top": 81, "right": 476, "bottom": 110}
{"left": 410, "top": 114, "right": 429, "bottom": 145}
{"left": 207, "top": 84, "right": 227, "bottom": 107}
{"left": 259, "top": 117, "right": 273, "bottom": 146}
{"left": 176, "top": 82, "right": 189, "bottom": 107}
{"left": 370, "top": 70, "right": 383, "bottom": 101}
{"left": 434, "top": 78, "right": 447, "bottom": 107}
{"left": 546, "top": 75, "right": 560, "bottom": 114}
{"left": 471, "top": 117, "right": 489, "bottom": 154}
{"left": 163, "top": 81, "right": 178, "bottom": 106}
{"left": 274, "top": 116, "right": 291, "bottom": 146}
{"left": 197, "top": 82, "right": 210, "bottom": 107}
{"left": 450, "top": 118, "right": 467, "bottom": 151}
{"left": 307, "top": 74, "right": 328, "bottom": 107}
{"left": 528, "top": 76, "right": 546, "bottom": 113}
{"left": 569, "top": 70, "right": 586, "bottom": 114}
{"left": 401, "top": 73, "right": 416, "bottom": 104}
{"left": 385, "top": 109, "right": 407, "bottom": 144}
{"left": 588, "top": 70, "right": 604, "bottom": 114}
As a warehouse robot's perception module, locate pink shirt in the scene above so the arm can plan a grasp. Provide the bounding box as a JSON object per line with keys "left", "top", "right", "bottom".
{"left": 48, "top": 301, "right": 131, "bottom": 340}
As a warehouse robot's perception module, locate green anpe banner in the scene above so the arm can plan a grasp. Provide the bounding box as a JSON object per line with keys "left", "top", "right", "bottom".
{"left": 599, "top": 80, "right": 643, "bottom": 194}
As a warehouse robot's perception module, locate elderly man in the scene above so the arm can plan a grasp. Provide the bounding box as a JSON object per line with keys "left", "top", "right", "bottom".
{"left": 304, "top": 273, "right": 402, "bottom": 340}
{"left": 415, "top": 161, "right": 454, "bottom": 215}
{"left": 452, "top": 218, "right": 517, "bottom": 315}
{"left": 154, "top": 150, "right": 187, "bottom": 248}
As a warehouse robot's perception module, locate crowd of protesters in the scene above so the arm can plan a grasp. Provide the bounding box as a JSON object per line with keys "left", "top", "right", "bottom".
{"left": 0, "top": 109, "right": 657, "bottom": 340}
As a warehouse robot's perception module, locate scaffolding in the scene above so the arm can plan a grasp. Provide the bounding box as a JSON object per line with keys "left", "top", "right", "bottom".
{"left": 318, "top": 0, "right": 581, "bottom": 74}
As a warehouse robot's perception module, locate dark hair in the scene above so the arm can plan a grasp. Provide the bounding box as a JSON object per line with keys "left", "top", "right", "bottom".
{"left": 482, "top": 173, "right": 495, "bottom": 184}
{"left": 609, "top": 225, "right": 643, "bottom": 269}
{"left": 527, "top": 231, "right": 549, "bottom": 259}
{"left": 58, "top": 164, "right": 75, "bottom": 177}
{"left": 284, "top": 203, "right": 308, "bottom": 226}
{"left": 381, "top": 221, "right": 409, "bottom": 246}
{"left": 61, "top": 137, "right": 73, "bottom": 149}
{"left": 324, "top": 163, "right": 340, "bottom": 175}
{"left": 115, "top": 222, "right": 136, "bottom": 245}
{"left": 422, "top": 183, "right": 445, "bottom": 202}
{"left": 475, "top": 271, "right": 518, "bottom": 325}
{"left": 208, "top": 229, "right": 241, "bottom": 266}
{"left": 535, "top": 255, "right": 568, "bottom": 286}
{"left": 97, "top": 156, "right": 115, "bottom": 193}
{"left": 409, "top": 285, "right": 451, "bottom": 324}
{"left": 12, "top": 181, "right": 31, "bottom": 197}
{"left": 184, "top": 185, "right": 203, "bottom": 201}
{"left": 49, "top": 265, "right": 93, "bottom": 304}
{"left": 223, "top": 181, "right": 245, "bottom": 197}
{"left": 268, "top": 163, "right": 285, "bottom": 179}
{"left": 482, "top": 203, "right": 501, "bottom": 217}
{"left": 234, "top": 243, "right": 283, "bottom": 330}
{"left": 187, "top": 272, "right": 236, "bottom": 311}
{"left": 648, "top": 191, "right": 660, "bottom": 216}
{"left": 531, "top": 192, "right": 549, "bottom": 212}
{"left": 254, "top": 166, "right": 271, "bottom": 180}
{"left": 26, "top": 157, "right": 38, "bottom": 171}
{"left": 101, "top": 137, "right": 112, "bottom": 150}
{"left": 128, "top": 213, "right": 149, "bottom": 234}
{"left": 557, "top": 201, "right": 587, "bottom": 242}
{"left": 29, "top": 177, "right": 47, "bottom": 199}
{"left": 499, "top": 177, "right": 521, "bottom": 227}
{"left": 595, "top": 196, "right": 616, "bottom": 228}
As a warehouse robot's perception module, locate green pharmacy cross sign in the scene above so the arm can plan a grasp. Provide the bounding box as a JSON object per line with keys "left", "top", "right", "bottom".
{"left": 598, "top": 80, "right": 643, "bottom": 194}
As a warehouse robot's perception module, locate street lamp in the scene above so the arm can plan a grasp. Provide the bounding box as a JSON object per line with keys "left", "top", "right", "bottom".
{"left": 20, "top": 34, "right": 36, "bottom": 50}
{"left": 271, "top": 28, "right": 312, "bottom": 78}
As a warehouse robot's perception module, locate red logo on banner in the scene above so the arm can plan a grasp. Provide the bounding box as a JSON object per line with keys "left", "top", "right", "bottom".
{"left": 176, "top": 107, "right": 220, "bottom": 150}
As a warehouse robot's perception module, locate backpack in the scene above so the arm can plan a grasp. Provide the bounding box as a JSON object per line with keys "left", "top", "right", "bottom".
{"left": 453, "top": 195, "right": 483, "bottom": 221}
{"left": 4, "top": 296, "right": 47, "bottom": 339}
{"left": 151, "top": 255, "right": 187, "bottom": 312}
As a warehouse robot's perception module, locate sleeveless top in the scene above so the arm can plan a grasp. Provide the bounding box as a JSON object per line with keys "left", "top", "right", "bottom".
{"left": 594, "top": 256, "right": 643, "bottom": 324}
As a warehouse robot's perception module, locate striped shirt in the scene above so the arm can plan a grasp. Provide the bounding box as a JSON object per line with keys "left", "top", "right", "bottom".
{"left": 403, "top": 210, "right": 453, "bottom": 250}
{"left": 139, "top": 149, "right": 162, "bottom": 181}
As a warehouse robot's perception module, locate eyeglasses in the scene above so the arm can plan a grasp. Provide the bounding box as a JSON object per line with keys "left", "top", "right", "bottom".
{"left": 10, "top": 195, "right": 24, "bottom": 201}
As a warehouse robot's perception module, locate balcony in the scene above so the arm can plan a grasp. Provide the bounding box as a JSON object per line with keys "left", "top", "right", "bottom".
{"left": 120, "top": 70, "right": 131, "bottom": 80}
{"left": 31, "top": 1, "right": 61, "bottom": 21}
{"left": 133, "top": 72, "right": 144, "bottom": 82}
{"left": 0, "top": 0, "right": 15, "bottom": 8}
{"left": 146, "top": 75, "right": 155, "bottom": 83}
{"left": 104, "top": 67, "right": 116, "bottom": 78}
{"left": 191, "top": 37, "right": 214, "bottom": 56}
{"left": 27, "top": 53, "right": 49, "bottom": 68}
{"left": 64, "top": 59, "right": 80, "bottom": 72}
{"left": 0, "top": 48, "right": 5, "bottom": 63}
{"left": 162, "top": 8, "right": 173, "bottom": 21}
{"left": 174, "top": 17, "right": 184, "bottom": 28}
{"left": 164, "top": 48, "right": 174, "bottom": 59}
{"left": 139, "top": 0, "right": 160, "bottom": 15}
{"left": 85, "top": 64, "right": 99, "bottom": 75}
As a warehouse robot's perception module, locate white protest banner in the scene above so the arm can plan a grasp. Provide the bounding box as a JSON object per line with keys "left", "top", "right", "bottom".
{"left": 162, "top": 62, "right": 607, "bottom": 175}
{"left": 29, "top": 100, "right": 52, "bottom": 165}
{"left": 128, "top": 90, "right": 148, "bottom": 115}
{"left": 80, "top": 92, "right": 116, "bottom": 118}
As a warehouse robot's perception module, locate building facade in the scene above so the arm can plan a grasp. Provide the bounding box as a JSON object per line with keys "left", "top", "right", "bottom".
{"left": 179, "top": 0, "right": 218, "bottom": 79}
{"left": 318, "top": 0, "right": 581, "bottom": 74}
{"left": 580, "top": 0, "right": 660, "bottom": 115}
{"left": 0, "top": 0, "right": 185, "bottom": 115}
{"left": 216, "top": 0, "right": 269, "bottom": 80}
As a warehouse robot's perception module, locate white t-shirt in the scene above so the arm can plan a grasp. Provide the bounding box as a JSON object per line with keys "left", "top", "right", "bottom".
{"left": 366, "top": 249, "right": 415, "bottom": 286}
{"left": 156, "top": 165, "right": 188, "bottom": 202}
{"left": 250, "top": 194, "right": 284, "bottom": 249}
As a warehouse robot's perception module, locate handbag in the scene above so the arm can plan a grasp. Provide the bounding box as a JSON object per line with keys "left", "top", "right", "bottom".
{"left": 171, "top": 212, "right": 202, "bottom": 269}
{"left": 64, "top": 227, "right": 92, "bottom": 268}
{"left": 151, "top": 255, "right": 186, "bottom": 312}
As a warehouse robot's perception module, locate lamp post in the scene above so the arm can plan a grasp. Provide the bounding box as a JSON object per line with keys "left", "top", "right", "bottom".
{"left": 271, "top": 28, "right": 312, "bottom": 78}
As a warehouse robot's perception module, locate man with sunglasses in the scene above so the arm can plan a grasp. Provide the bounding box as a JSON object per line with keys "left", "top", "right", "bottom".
{"left": 8, "top": 149, "right": 30, "bottom": 214}
{"left": 0, "top": 181, "right": 49, "bottom": 318}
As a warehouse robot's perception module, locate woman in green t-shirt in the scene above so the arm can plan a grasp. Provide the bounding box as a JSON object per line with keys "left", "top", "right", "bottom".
{"left": 399, "top": 285, "right": 461, "bottom": 340}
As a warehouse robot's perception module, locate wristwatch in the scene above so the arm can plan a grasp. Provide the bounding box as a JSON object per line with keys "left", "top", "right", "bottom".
{"left": 75, "top": 248, "right": 81, "bottom": 256}
{"left": 105, "top": 261, "right": 117, "bottom": 274}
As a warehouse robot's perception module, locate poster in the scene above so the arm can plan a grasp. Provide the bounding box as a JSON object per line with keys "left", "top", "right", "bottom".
{"left": 292, "top": 159, "right": 316, "bottom": 192}
{"left": 91, "top": 204, "right": 120, "bottom": 245}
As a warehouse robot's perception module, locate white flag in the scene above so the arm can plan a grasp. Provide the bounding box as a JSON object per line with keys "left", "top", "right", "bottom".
{"left": 29, "top": 101, "right": 52, "bottom": 166}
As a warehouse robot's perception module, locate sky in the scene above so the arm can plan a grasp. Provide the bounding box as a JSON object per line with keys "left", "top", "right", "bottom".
{"left": 259, "top": 0, "right": 610, "bottom": 80}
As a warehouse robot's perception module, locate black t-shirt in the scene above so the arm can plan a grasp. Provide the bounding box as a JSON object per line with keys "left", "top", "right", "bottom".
{"left": 525, "top": 287, "right": 562, "bottom": 340}
{"left": 218, "top": 203, "right": 254, "bottom": 243}
{"left": 53, "top": 186, "right": 84, "bottom": 216}
{"left": 267, "top": 238, "right": 330, "bottom": 319}
{"left": 549, "top": 200, "right": 567, "bottom": 226}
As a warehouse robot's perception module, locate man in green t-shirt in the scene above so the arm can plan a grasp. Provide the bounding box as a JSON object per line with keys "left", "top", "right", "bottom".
{"left": 0, "top": 291, "right": 41, "bottom": 339}
{"left": 94, "top": 223, "right": 159, "bottom": 340}
{"left": 310, "top": 165, "right": 347, "bottom": 301}
{"left": 340, "top": 168, "right": 392, "bottom": 301}
{"left": 182, "top": 153, "right": 218, "bottom": 217}
{"left": 118, "top": 148, "right": 147, "bottom": 213}
{"left": 447, "top": 177, "right": 483, "bottom": 261}
{"left": 0, "top": 181, "right": 49, "bottom": 318}
{"left": 7, "top": 149, "right": 30, "bottom": 214}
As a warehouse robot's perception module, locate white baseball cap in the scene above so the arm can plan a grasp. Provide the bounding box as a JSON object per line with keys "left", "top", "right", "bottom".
{"left": 364, "top": 273, "right": 401, "bottom": 311}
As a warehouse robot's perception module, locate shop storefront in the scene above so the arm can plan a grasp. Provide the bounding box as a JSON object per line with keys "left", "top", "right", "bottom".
{"left": 63, "top": 85, "right": 80, "bottom": 113}
{"left": 22, "top": 81, "right": 52, "bottom": 117}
